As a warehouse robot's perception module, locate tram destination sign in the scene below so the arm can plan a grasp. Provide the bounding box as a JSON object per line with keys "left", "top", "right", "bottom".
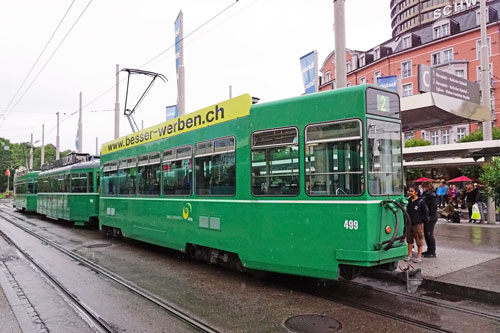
{"left": 418, "top": 64, "right": 480, "bottom": 104}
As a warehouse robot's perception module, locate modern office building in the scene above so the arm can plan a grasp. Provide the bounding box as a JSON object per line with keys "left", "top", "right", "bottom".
{"left": 319, "top": 0, "right": 499, "bottom": 145}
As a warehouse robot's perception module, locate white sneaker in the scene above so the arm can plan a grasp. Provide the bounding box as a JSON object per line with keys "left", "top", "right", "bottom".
{"left": 403, "top": 255, "right": 412, "bottom": 262}
{"left": 413, "top": 257, "right": 422, "bottom": 263}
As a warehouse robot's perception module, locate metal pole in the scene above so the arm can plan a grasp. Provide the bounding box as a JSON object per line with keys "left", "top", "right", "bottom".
{"left": 229, "top": 85, "right": 232, "bottom": 99}
{"left": 479, "top": 0, "right": 495, "bottom": 224}
{"left": 41, "top": 124, "right": 45, "bottom": 167}
{"left": 78, "top": 92, "right": 83, "bottom": 153}
{"left": 29, "top": 133, "right": 33, "bottom": 170}
{"left": 177, "top": 10, "right": 186, "bottom": 116}
{"left": 333, "top": 0, "right": 347, "bottom": 89}
{"left": 56, "top": 112, "right": 60, "bottom": 159}
{"left": 141, "top": 120, "right": 144, "bottom": 130}
{"left": 96, "top": 137, "right": 98, "bottom": 156}
{"left": 115, "top": 64, "right": 120, "bottom": 139}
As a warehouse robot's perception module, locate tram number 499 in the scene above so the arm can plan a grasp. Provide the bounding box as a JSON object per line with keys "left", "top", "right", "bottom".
{"left": 344, "top": 220, "right": 359, "bottom": 230}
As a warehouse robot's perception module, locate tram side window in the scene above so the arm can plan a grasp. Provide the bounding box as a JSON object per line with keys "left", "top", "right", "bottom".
{"left": 195, "top": 137, "right": 235, "bottom": 196}
{"left": 305, "top": 120, "right": 364, "bottom": 196}
{"left": 102, "top": 162, "right": 118, "bottom": 196}
{"left": 88, "top": 172, "right": 94, "bottom": 193}
{"left": 39, "top": 177, "right": 49, "bottom": 193}
{"left": 71, "top": 172, "right": 88, "bottom": 193}
{"left": 118, "top": 158, "right": 137, "bottom": 196}
{"left": 163, "top": 146, "right": 192, "bottom": 196}
{"left": 251, "top": 128, "right": 299, "bottom": 196}
{"left": 16, "top": 182, "right": 26, "bottom": 194}
{"left": 27, "top": 181, "right": 35, "bottom": 194}
{"left": 138, "top": 152, "right": 161, "bottom": 196}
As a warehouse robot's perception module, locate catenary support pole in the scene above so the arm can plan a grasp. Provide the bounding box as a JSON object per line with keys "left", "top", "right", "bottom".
{"left": 56, "top": 112, "right": 60, "bottom": 159}
{"left": 333, "top": 0, "right": 347, "bottom": 89}
{"left": 78, "top": 92, "right": 83, "bottom": 153}
{"left": 41, "top": 124, "right": 45, "bottom": 167}
{"left": 177, "top": 10, "right": 186, "bottom": 116}
{"left": 29, "top": 133, "right": 33, "bottom": 171}
{"left": 479, "top": 0, "right": 496, "bottom": 224}
{"left": 115, "top": 64, "right": 120, "bottom": 139}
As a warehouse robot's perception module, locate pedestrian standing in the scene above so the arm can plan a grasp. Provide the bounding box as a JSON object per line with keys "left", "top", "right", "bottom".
{"left": 404, "top": 186, "right": 429, "bottom": 263}
{"left": 436, "top": 181, "right": 447, "bottom": 208}
{"left": 463, "top": 182, "right": 480, "bottom": 223}
{"left": 421, "top": 181, "right": 438, "bottom": 258}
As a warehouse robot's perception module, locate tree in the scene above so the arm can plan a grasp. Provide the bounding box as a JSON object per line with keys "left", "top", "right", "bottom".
{"left": 459, "top": 127, "right": 500, "bottom": 143}
{"left": 405, "top": 138, "right": 431, "bottom": 148}
{"left": 480, "top": 157, "right": 500, "bottom": 208}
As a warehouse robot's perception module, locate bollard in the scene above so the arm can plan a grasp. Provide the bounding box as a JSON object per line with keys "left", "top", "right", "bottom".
{"left": 402, "top": 267, "right": 422, "bottom": 293}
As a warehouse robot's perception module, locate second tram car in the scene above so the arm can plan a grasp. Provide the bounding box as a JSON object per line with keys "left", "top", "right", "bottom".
{"left": 99, "top": 85, "right": 408, "bottom": 280}
{"left": 37, "top": 153, "right": 100, "bottom": 226}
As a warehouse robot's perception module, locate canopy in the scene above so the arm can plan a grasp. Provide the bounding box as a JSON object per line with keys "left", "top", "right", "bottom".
{"left": 448, "top": 175, "right": 473, "bottom": 183}
{"left": 411, "top": 177, "right": 433, "bottom": 183}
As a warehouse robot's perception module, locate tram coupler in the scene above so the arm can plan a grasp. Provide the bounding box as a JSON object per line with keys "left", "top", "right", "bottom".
{"left": 401, "top": 266, "right": 422, "bottom": 293}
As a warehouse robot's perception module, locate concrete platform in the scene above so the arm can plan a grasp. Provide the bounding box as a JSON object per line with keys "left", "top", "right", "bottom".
{"left": 399, "top": 217, "right": 500, "bottom": 304}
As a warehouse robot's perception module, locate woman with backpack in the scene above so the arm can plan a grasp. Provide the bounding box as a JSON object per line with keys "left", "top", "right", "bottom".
{"left": 405, "top": 185, "right": 429, "bottom": 263}
{"left": 421, "top": 181, "right": 438, "bottom": 258}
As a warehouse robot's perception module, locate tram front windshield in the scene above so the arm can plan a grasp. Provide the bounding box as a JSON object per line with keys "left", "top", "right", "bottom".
{"left": 367, "top": 119, "right": 403, "bottom": 195}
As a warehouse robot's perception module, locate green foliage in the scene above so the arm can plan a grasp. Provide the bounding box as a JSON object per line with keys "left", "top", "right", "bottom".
{"left": 0, "top": 137, "right": 73, "bottom": 192}
{"left": 459, "top": 127, "right": 500, "bottom": 143}
{"left": 404, "top": 138, "right": 431, "bottom": 148}
{"left": 458, "top": 165, "right": 482, "bottom": 180}
{"left": 405, "top": 168, "right": 427, "bottom": 183}
{"left": 480, "top": 157, "right": 500, "bottom": 206}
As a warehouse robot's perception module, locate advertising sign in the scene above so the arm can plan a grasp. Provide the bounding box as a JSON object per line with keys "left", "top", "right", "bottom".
{"left": 300, "top": 51, "right": 317, "bottom": 94}
{"left": 102, "top": 94, "right": 253, "bottom": 155}
{"left": 418, "top": 64, "right": 480, "bottom": 103}
{"left": 376, "top": 75, "right": 398, "bottom": 92}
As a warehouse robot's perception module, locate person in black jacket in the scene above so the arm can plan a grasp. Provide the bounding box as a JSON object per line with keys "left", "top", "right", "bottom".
{"left": 463, "top": 182, "right": 480, "bottom": 222}
{"left": 421, "top": 181, "right": 438, "bottom": 258}
{"left": 405, "top": 186, "right": 429, "bottom": 263}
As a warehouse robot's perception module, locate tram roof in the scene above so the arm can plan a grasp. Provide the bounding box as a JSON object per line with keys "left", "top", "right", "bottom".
{"left": 400, "top": 92, "right": 491, "bottom": 132}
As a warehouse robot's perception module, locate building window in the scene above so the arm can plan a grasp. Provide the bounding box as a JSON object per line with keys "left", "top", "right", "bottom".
{"left": 443, "top": 49, "right": 453, "bottom": 63}
{"left": 324, "top": 71, "right": 331, "bottom": 83}
{"left": 431, "top": 130, "right": 439, "bottom": 145}
{"left": 346, "top": 61, "right": 351, "bottom": 73}
{"left": 442, "top": 129, "right": 450, "bottom": 144}
{"left": 455, "top": 70, "right": 465, "bottom": 78}
{"left": 359, "top": 55, "right": 365, "bottom": 67}
{"left": 360, "top": 76, "right": 366, "bottom": 84}
{"left": 374, "top": 48, "right": 380, "bottom": 60}
{"left": 457, "top": 127, "right": 466, "bottom": 141}
{"left": 476, "top": 37, "right": 492, "bottom": 59}
{"left": 402, "top": 36, "right": 411, "bottom": 49}
{"left": 402, "top": 83, "right": 413, "bottom": 97}
{"left": 374, "top": 70, "right": 381, "bottom": 82}
{"left": 433, "top": 22, "right": 450, "bottom": 39}
{"left": 477, "top": 63, "right": 493, "bottom": 84}
{"left": 476, "top": 8, "right": 490, "bottom": 26}
{"left": 402, "top": 61, "right": 412, "bottom": 78}
{"left": 432, "top": 52, "right": 441, "bottom": 65}
{"left": 421, "top": 131, "right": 426, "bottom": 140}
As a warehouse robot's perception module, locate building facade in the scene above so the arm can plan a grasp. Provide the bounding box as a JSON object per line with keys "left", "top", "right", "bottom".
{"left": 320, "top": 0, "right": 499, "bottom": 145}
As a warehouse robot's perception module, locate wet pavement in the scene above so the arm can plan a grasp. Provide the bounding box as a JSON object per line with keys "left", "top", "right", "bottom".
{"left": 1, "top": 200, "right": 500, "bottom": 332}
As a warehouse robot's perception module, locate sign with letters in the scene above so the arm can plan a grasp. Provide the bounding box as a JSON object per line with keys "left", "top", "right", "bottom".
{"left": 418, "top": 65, "right": 480, "bottom": 104}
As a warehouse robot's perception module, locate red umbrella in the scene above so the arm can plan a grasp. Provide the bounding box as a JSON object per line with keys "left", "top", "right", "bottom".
{"left": 411, "top": 177, "right": 433, "bottom": 183}
{"left": 448, "top": 175, "right": 473, "bottom": 183}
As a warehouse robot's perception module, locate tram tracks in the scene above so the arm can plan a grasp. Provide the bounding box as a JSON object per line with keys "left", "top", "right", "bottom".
{"left": 0, "top": 207, "right": 219, "bottom": 333}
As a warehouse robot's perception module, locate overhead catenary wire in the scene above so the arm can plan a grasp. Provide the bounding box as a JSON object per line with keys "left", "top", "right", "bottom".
{"left": 0, "top": 0, "right": 93, "bottom": 129}
{"left": 1, "top": 0, "right": 76, "bottom": 119}
{"left": 43, "top": 0, "right": 243, "bottom": 137}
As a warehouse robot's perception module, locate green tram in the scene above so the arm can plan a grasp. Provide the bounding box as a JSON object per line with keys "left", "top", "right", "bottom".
{"left": 13, "top": 170, "right": 40, "bottom": 212}
{"left": 100, "top": 85, "right": 408, "bottom": 280}
{"left": 37, "top": 153, "right": 100, "bottom": 226}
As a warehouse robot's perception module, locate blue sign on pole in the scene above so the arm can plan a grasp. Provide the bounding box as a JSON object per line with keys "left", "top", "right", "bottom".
{"left": 175, "top": 16, "right": 180, "bottom": 74}
{"left": 376, "top": 75, "right": 398, "bottom": 92}
{"left": 300, "top": 51, "right": 317, "bottom": 94}
{"left": 166, "top": 105, "right": 178, "bottom": 121}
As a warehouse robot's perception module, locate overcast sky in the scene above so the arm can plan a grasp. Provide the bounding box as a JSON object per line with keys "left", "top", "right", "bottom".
{"left": 0, "top": 0, "right": 391, "bottom": 153}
